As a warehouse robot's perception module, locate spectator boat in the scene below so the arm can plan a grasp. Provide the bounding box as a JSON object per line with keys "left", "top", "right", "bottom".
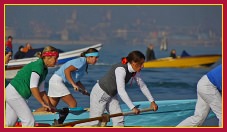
{"left": 5, "top": 43, "right": 103, "bottom": 79}
{"left": 144, "top": 51, "right": 221, "bottom": 68}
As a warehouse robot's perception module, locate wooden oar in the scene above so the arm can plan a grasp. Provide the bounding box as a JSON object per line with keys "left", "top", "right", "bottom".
{"left": 33, "top": 107, "right": 88, "bottom": 125}
{"left": 52, "top": 107, "right": 154, "bottom": 127}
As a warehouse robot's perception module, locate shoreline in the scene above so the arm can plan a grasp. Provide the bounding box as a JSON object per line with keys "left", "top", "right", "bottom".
{"left": 12, "top": 38, "right": 221, "bottom": 47}
{"left": 13, "top": 39, "right": 101, "bottom": 45}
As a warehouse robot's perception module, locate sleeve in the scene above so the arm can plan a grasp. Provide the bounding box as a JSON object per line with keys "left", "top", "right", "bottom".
{"left": 30, "top": 72, "right": 40, "bottom": 89}
{"left": 135, "top": 73, "right": 154, "bottom": 102}
{"left": 115, "top": 67, "right": 135, "bottom": 110}
{"left": 72, "top": 58, "right": 85, "bottom": 70}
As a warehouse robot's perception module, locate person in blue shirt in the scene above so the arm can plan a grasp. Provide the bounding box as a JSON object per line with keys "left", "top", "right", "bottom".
{"left": 177, "top": 64, "right": 222, "bottom": 127}
{"left": 47, "top": 48, "right": 99, "bottom": 108}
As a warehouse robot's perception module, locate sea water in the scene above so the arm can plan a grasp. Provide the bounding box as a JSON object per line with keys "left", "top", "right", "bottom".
{"left": 8, "top": 42, "right": 222, "bottom": 126}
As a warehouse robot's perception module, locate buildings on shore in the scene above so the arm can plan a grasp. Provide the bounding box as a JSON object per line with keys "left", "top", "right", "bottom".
{"left": 6, "top": 9, "right": 221, "bottom": 46}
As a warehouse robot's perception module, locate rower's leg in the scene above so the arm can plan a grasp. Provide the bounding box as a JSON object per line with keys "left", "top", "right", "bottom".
{"left": 106, "top": 96, "right": 124, "bottom": 127}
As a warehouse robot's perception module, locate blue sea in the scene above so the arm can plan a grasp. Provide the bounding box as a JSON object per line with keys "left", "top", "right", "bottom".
{"left": 8, "top": 41, "right": 222, "bottom": 126}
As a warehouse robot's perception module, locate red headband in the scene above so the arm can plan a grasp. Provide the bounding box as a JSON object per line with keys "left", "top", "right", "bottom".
{"left": 42, "top": 51, "right": 59, "bottom": 57}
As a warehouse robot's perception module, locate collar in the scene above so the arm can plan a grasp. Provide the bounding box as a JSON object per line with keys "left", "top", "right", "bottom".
{"left": 127, "top": 63, "right": 136, "bottom": 73}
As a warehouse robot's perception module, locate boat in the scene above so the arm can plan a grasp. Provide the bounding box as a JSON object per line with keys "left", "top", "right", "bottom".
{"left": 15, "top": 99, "right": 216, "bottom": 127}
{"left": 5, "top": 43, "right": 103, "bottom": 79}
{"left": 144, "top": 54, "right": 221, "bottom": 68}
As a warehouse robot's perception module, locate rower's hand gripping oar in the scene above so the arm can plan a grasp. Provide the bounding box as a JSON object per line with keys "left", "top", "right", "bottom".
{"left": 52, "top": 107, "right": 154, "bottom": 127}
{"left": 78, "top": 88, "right": 90, "bottom": 96}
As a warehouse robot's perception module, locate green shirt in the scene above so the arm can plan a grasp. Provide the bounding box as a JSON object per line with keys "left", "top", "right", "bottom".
{"left": 10, "top": 58, "right": 48, "bottom": 99}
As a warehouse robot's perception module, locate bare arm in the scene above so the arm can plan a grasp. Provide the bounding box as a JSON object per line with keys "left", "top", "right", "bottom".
{"left": 30, "top": 72, "right": 51, "bottom": 110}
{"left": 40, "top": 91, "right": 52, "bottom": 106}
{"left": 76, "top": 81, "right": 89, "bottom": 95}
{"left": 40, "top": 91, "right": 56, "bottom": 112}
{"left": 31, "top": 88, "right": 51, "bottom": 110}
{"left": 64, "top": 65, "right": 79, "bottom": 90}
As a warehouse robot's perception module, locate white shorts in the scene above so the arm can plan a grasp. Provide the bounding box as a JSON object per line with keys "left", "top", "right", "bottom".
{"left": 48, "top": 74, "right": 70, "bottom": 97}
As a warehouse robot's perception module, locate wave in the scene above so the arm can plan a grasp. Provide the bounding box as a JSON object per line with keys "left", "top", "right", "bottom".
{"left": 146, "top": 81, "right": 194, "bottom": 89}
{"left": 94, "top": 62, "right": 113, "bottom": 66}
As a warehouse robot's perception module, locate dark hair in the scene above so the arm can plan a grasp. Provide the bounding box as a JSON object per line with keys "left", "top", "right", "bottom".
{"left": 80, "top": 48, "right": 99, "bottom": 57}
{"left": 80, "top": 48, "right": 99, "bottom": 73}
{"left": 122, "top": 50, "right": 145, "bottom": 64}
{"left": 19, "top": 45, "right": 24, "bottom": 50}
{"left": 8, "top": 36, "right": 13, "bottom": 39}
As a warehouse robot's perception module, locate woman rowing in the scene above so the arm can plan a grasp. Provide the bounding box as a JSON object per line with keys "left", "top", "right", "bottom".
{"left": 6, "top": 46, "right": 59, "bottom": 127}
{"left": 76, "top": 50, "right": 158, "bottom": 127}
{"left": 47, "top": 48, "right": 99, "bottom": 108}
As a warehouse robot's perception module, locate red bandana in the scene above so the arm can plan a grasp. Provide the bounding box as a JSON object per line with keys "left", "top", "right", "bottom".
{"left": 42, "top": 51, "right": 59, "bottom": 57}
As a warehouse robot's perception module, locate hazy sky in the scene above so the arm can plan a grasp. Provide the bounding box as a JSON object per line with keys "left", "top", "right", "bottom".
{"left": 5, "top": 5, "right": 222, "bottom": 33}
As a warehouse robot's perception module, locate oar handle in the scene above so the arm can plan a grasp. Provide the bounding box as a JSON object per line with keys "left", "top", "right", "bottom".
{"left": 78, "top": 88, "right": 90, "bottom": 96}
{"left": 123, "top": 108, "right": 154, "bottom": 116}
{"left": 52, "top": 107, "right": 154, "bottom": 127}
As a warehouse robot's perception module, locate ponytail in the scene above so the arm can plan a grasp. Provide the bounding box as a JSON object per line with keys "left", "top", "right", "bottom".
{"left": 121, "top": 57, "right": 128, "bottom": 64}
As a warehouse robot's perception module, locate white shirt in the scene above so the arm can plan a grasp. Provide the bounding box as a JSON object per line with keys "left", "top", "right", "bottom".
{"left": 115, "top": 63, "right": 154, "bottom": 110}
{"left": 30, "top": 72, "right": 45, "bottom": 92}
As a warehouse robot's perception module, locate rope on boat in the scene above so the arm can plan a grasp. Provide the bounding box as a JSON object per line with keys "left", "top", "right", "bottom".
{"left": 51, "top": 107, "right": 154, "bottom": 127}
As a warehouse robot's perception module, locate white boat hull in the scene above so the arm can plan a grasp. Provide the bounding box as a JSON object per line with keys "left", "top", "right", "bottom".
{"left": 5, "top": 43, "right": 102, "bottom": 79}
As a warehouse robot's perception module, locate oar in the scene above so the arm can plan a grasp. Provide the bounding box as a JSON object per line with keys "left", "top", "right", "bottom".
{"left": 22, "top": 107, "right": 88, "bottom": 126}
{"left": 36, "top": 107, "right": 88, "bottom": 125}
{"left": 78, "top": 88, "right": 90, "bottom": 96}
{"left": 34, "top": 107, "right": 87, "bottom": 115}
{"left": 52, "top": 107, "right": 154, "bottom": 127}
